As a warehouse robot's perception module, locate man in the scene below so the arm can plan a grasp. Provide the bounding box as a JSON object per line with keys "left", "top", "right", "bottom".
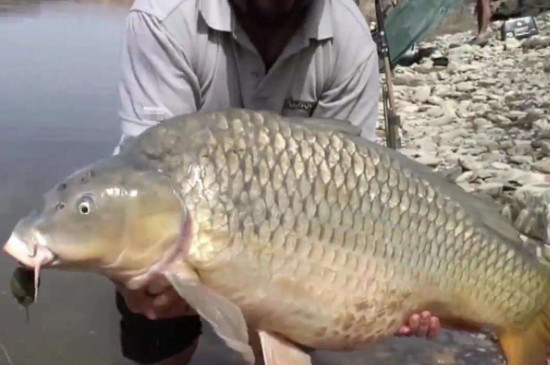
{"left": 114, "top": 0, "right": 441, "bottom": 364}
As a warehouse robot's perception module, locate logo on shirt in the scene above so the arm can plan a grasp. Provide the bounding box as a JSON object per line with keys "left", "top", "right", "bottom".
{"left": 283, "top": 98, "right": 317, "bottom": 115}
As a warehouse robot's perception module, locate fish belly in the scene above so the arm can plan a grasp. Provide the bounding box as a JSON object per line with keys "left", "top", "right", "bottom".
{"left": 195, "top": 235, "right": 547, "bottom": 352}
{"left": 196, "top": 254, "right": 411, "bottom": 351}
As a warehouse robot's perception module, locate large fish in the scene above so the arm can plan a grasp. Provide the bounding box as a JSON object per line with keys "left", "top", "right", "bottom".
{"left": 4, "top": 109, "right": 550, "bottom": 365}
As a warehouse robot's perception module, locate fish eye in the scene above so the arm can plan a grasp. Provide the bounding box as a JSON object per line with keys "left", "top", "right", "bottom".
{"left": 76, "top": 196, "right": 94, "bottom": 215}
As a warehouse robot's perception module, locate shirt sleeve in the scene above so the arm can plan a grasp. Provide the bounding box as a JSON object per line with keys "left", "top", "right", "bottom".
{"left": 115, "top": 10, "right": 200, "bottom": 153}
{"left": 312, "top": 44, "right": 380, "bottom": 142}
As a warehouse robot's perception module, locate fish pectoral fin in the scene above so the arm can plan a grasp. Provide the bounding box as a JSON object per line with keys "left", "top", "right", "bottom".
{"left": 165, "top": 271, "right": 255, "bottom": 365}
{"left": 258, "top": 330, "right": 312, "bottom": 365}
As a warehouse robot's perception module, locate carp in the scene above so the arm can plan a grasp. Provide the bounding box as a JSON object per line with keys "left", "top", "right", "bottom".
{"left": 4, "top": 109, "right": 550, "bottom": 365}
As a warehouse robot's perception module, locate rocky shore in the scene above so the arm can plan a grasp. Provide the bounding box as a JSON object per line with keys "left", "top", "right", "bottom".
{"left": 378, "top": 11, "right": 550, "bottom": 249}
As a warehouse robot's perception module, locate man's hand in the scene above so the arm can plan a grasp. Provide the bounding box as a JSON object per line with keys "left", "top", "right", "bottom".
{"left": 397, "top": 311, "right": 441, "bottom": 339}
{"left": 116, "top": 276, "right": 195, "bottom": 320}
{"left": 117, "top": 277, "right": 441, "bottom": 340}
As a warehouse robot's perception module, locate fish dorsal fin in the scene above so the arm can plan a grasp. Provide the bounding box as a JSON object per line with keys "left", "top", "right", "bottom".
{"left": 286, "top": 116, "right": 362, "bottom": 137}
{"left": 350, "top": 135, "right": 523, "bottom": 245}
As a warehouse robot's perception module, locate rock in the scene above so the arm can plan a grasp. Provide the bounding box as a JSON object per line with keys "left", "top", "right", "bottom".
{"left": 456, "top": 81, "right": 475, "bottom": 92}
{"left": 430, "top": 347, "right": 457, "bottom": 365}
{"left": 437, "top": 166, "right": 463, "bottom": 182}
{"left": 505, "top": 37, "right": 522, "bottom": 50}
{"left": 473, "top": 118, "right": 492, "bottom": 129}
{"left": 393, "top": 73, "right": 422, "bottom": 87}
{"left": 522, "top": 35, "right": 550, "bottom": 50}
{"left": 517, "top": 111, "right": 544, "bottom": 128}
{"left": 478, "top": 79, "right": 497, "bottom": 87}
{"left": 533, "top": 158, "right": 550, "bottom": 174}
{"left": 459, "top": 157, "right": 483, "bottom": 171}
{"left": 476, "top": 139, "right": 499, "bottom": 151}
{"left": 427, "top": 95, "right": 444, "bottom": 105}
{"left": 507, "top": 110, "right": 528, "bottom": 121}
{"left": 481, "top": 152, "right": 507, "bottom": 163}
{"left": 433, "top": 84, "right": 452, "bottom": 97}
{"left": 507, "top": 140, "right": 533, "bottom": 155}
{"left": 510, "top": 155, "right": 533, "bottom": 164}
{"left": 426, "top": 107, "right": 445, "bottom": 118}
{"left": 399, "top": 102, "right": 420, "bottom": 114}
{"left": 452, "top": 333, "right": 476, "bottom": 346}
{"left": 413, "top": 60, "right": 434, "bottom": 74}
{"left": 434, "top": 128, "right": 469, "bottom": 144}
{"left": 544, "top": 60, "right": 550, "bottom": 74}
{"left": 533, "top": 119, "right": 550, "bottom": 132}
{"left": 539, "top": 141, "right": 550, "bottom": 156}
{"left": 415, "top": 154, "right": 442, "bottom": 167}
{"left": 499, "top": 169, "right": 550, "bottom": 185}
{"left": 456, "top": 171, "right": 477, "bottom": 183}
{"left": 412, "top": 86, "right": 432, "bottom": 103}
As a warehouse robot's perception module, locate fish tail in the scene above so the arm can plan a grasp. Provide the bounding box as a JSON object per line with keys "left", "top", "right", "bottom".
{"left": 498, "top": 296, "right": 550, "bottom": 365}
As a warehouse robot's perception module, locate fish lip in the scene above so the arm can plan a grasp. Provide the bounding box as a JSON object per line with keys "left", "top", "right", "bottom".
{"left": 3, "top": 233, "right": 57, "bottom": 269}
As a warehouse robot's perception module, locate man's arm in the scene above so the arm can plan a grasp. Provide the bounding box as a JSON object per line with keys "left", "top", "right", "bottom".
{"left": 115, "top": 9, "right": 200, "bottom": 152}
{"left": 114, "top": 10, "right": 203, "bottom": 365}
{"left": 312, "top": 41, "right": 380, "bottom": 142}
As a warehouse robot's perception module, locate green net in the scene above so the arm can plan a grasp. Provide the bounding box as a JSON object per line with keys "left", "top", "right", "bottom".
{"left": 382, "top": 0, "right": 461, "bottom": 66}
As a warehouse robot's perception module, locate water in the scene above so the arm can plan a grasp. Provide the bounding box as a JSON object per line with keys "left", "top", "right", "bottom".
{"left": 0, "top": 1, "right": 506, "bottom": 364}
{"left": 0, "top": 2, "right": 134, "bottom": 364}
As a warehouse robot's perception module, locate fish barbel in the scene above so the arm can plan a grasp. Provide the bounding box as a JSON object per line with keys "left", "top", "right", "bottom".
{"left": 4, "top": 109, "right": 550, "bottom": 365}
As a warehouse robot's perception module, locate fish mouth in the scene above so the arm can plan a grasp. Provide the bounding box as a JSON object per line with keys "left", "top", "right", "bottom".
{"left": 3, "top": 233, "right": 58, "bottom": 302}
{"left": 3, "top": 233, "right": 57, "bottom": 269}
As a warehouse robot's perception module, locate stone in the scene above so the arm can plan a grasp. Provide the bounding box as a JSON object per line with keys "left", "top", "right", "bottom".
{"left": 393, "top": 73, "right": 422, "bottom": 87}
{"left": 473, "top": 118, "right": 492, "bottom": 129}
{"left": 415, "top": 154, "right": 442, "bottom": 167}
{"left": 456, "top": 171, "right": 477, "bottom": 183}
{"left": 476, "top": 182, "right": 504, "bottom": 198}
{"left": 522, "top": 36, "right": 550, "bottom": 50}
{"left": 430, "top": 347, "right": 457, "bottom": 365}
{"left": 533, "top": 119, "right": 550, "bottom": 132}
{"left": 507, "top": 110, "right": 528, "bottom": 121}
{"left": 507, "top": 140, "right": 533, "bottom": 155}
{"left": 533, "top": 158, "right": 550, "bottom": 174}
{"left": 433, "top": 84, "right": 452, "bottom": 97}
{"left": 505, "top": 37, "right": 522, "bottom": 50}
{"left": 456, "top": 81, "right": 475, "bottom": 92}
{"left": 510, "top": 155, "right": 533, "bottom": 164}
{"left": 426, "top": 106, "right": 445, "bottom": 118}
{"left": 539, "top": 141, "right": 550, "bottom": 156}
{"left": 481, "top": 152, "right": 507, "bottom": 163}
{"left": 412, "top": 85, "right": 431, "bottom": 103}
{"left": 459, "top": 157, "right": 483, "bottom": 171}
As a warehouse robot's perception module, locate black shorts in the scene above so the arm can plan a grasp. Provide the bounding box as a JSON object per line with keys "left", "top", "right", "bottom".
{"left": 116, "top": 291, "right": 202, "bottom": 364}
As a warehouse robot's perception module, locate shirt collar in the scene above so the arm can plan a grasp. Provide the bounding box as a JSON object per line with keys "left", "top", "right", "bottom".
{"left": 198, "top": 0, "right": 333, "bottom": 41}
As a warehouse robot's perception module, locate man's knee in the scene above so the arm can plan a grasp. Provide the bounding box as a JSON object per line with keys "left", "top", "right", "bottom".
{"left": 116, "top": 291, "right": 202, "bottom": 364}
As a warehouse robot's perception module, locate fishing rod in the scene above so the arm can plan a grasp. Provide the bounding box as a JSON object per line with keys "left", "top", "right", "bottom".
{"left": 374, "top": 0, "right": 402, "bottom": 150}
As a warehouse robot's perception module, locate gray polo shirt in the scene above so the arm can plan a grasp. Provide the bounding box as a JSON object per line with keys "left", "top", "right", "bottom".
{"left": 116, "top": 0, "right": 380, "bottom": 151}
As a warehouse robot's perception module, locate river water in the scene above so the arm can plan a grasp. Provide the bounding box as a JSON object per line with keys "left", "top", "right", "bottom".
{"left": 0, "top": 1, "right": 507, "bottom": 364}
